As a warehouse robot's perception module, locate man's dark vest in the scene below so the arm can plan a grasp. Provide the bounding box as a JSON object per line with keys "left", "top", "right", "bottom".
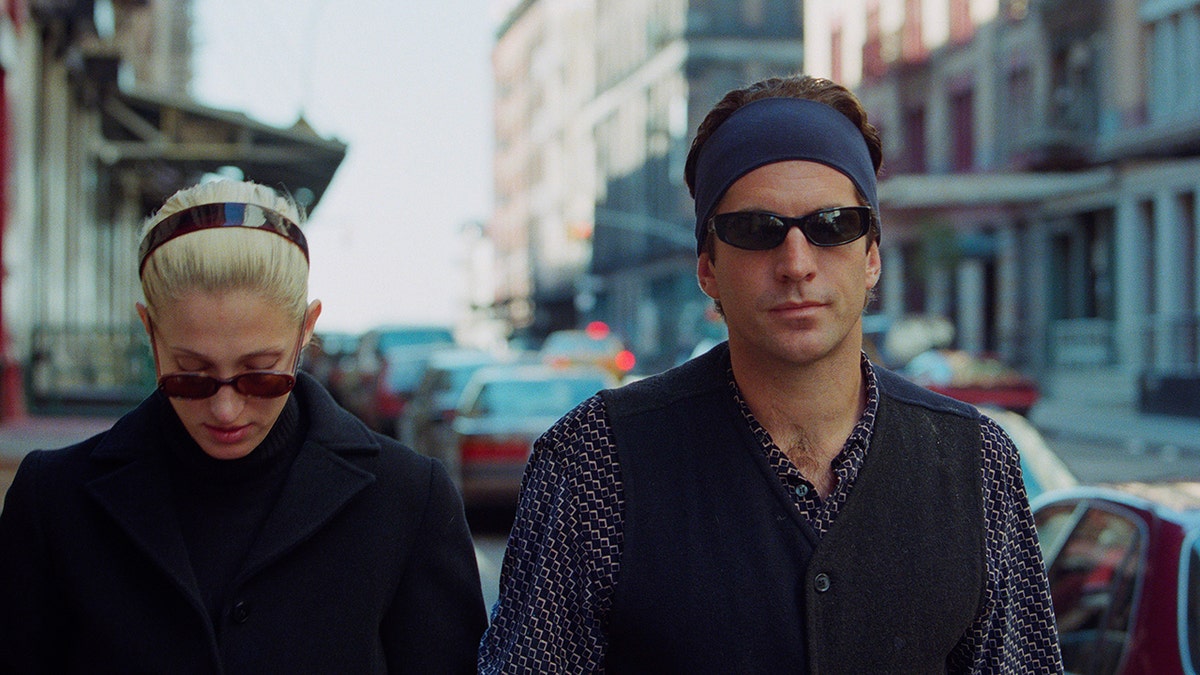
{"left": 600, "top": 344, "right": 986, "bottom": 674}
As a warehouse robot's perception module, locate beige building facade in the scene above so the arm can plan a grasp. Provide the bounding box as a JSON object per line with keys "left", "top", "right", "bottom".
{"left": 808, "top": 0, "right": 1200, "bottom": 415}
{"left": 2, "top": 0, "right": 345, "bottom": 415}
{"left": 492, "top": 0, "right": 806, "bottom": 371}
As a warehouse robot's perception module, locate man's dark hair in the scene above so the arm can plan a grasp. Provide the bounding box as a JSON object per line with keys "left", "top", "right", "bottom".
{"left": 685, "top": 75, "right": 884, "bottom": 257}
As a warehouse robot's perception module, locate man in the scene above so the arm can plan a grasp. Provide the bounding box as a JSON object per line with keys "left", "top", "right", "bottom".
{"left": 480, "top": 75, "right": 1063, "bottom": 674}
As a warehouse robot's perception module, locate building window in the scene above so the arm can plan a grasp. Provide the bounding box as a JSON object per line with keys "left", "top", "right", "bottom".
{"left": 902, "top": 0, "right": 925, "bottom": 62}
{"left": 1005, "top": 66, "right": 1033, "bottom": 158}
{"left": 742, "top": 0, "right": 765, "bottom": 27}
{"left": 949, "top": 0, "right": 973, "bottom": 43}
{"left": 832, "top": 24, "right": 845, "bottom": 84}
{"left": 862, "top": 2, "right": 885, "bottom": 81}
{"left": 1148, "top": 8, "right": 1200, "bottom": 124}
{"left": 902, "top": 105, "right": 927, "bottom": 174}
{"left": 950, "top": 87, "right": 975, "bottom": 172}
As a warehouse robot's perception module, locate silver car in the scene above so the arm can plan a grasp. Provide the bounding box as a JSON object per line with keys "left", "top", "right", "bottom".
{"left": 449, "top": 364, "right": 616, "bottom": 508}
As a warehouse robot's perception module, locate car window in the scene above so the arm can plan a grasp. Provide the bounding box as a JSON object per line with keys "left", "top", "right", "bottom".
{"left": 1044, "top": 505, "right": 1142, "bottom": 675}
{"left": 1186, "top": 531, "right": 1200, "bottom": 674}
{"left": 1034, "top": 503, "right": 1081, "bottom": 562}
{"left": 542, "top": 332, "right": 618, "bottom": 355}
{"left": 472, "top": 377, "right": 605, "bottom": 417}
{"left": 377, "top": 328, "right": 455, "bottom": 351}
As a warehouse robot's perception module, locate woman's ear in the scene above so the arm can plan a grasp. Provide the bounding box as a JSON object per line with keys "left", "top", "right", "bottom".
{"left": 303, "top": 300, "right": 323, "bottom": 345}
{"left": 136, "top": 303, "right": 152, "bottom": 337}
{"left": 136, "top": 303, "right": 161, "bottom": 378}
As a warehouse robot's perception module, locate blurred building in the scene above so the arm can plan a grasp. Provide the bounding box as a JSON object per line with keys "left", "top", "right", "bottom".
{"left": 809, "top": 0, "right": 1200, "bottom": 417}
{"left": 491, "top": 0, "right": 805, "bottom": 372}
{"left": 1, "top": 0, "right": 346, "bottom": 417}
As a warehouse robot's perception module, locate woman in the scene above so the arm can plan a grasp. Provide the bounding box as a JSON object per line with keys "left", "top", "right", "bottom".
{"left": 0, "top": 180, "right": 486, "bottom": 673}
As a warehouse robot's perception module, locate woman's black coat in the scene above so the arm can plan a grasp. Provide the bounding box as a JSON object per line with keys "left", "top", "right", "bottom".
{"left": 0, "top": 372, "right": 487, "bottom": 674}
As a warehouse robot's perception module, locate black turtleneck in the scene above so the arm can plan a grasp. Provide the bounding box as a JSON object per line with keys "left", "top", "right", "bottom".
{"left": 161, "top": 394, "right": 305, "bottom": 627}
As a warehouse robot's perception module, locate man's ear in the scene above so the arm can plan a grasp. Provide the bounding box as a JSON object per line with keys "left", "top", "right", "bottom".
{"left": 865, "top": 240, "right": 881, "bottom": 290}
{"left": 697, "top": 253, "right": 719, "bottom": 301}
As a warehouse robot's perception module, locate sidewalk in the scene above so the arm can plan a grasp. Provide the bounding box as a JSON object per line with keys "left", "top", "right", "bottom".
{"left": 0, "top": 415, "right": 117, "bottom": 468}
{"left": 1029, "top": 397, "right": 1200, "bottom": 455}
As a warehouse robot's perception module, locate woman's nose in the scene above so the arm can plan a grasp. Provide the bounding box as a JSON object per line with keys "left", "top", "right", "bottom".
{"left": 207, "top": 383, "right": 246, "bottom": 422}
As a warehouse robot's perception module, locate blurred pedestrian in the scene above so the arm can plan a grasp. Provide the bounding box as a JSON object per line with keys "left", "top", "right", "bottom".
{"left": 480, "top": 75, "right": 1063, "bottom": 673}
{"left": 0, "top": 180, "right": 486, "bottom": 673}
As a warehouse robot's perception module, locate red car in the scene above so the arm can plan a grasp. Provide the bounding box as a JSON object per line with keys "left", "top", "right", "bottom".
{"left": 904, "top": 349, "right": 1040, "bottom": 415}
{"left": 1032, "top": 482, "right": 1200, "bottom": 674}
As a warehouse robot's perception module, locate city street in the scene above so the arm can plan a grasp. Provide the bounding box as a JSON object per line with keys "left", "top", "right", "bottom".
{"left": 5, "top": 411, "right": 1200, "bottom": 616}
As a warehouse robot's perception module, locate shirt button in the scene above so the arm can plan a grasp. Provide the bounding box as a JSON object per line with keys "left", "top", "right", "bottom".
{"left": 795, "top": 485, "right": 809, "bottom": 498}
{"left": 232, "top": 600, "right": 250, "bottom": 624}
{"left": 813, "top": 573, "right": 831, "bottom": 593}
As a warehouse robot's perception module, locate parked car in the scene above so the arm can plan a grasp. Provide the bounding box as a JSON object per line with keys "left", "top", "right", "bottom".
{"left": 399, "top": 348, "right": 498, "bottom": 457}
{"left": 862, "top": 314, "right": 1040, "bottom": 415}
{"left": 981, "top": 406, "right": 1077, "bottom": 501}
{"left": 301, "top": 330, "right": 360, "bottom": 405}
{"left": 1031, "top": 482, "right": 1200, "bottom": 674}
{"left": 335, "top": 325, "right": 456, "bottom": 435}
{"left": 905, "top": 349, "right": 1040, "bottom": 415}
{"left": 539, "top": 323, "right": 636, "bottom": 380}
{"left": 448, "top": 364, "right": 616, "bottom": 508}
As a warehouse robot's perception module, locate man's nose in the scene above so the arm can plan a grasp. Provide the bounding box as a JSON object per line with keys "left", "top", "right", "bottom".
{"left": 774, "top": 226, "right": 819, "bottom": 280}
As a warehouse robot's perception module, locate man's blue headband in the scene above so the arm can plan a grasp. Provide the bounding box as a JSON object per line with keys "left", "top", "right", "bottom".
{"left": 692, "top": 97, "right": 879, "bottom": 255}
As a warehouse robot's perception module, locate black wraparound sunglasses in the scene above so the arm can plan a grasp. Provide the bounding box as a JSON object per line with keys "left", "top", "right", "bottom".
{"left": 708, "top": 206, "right": 873, "bottom": 250}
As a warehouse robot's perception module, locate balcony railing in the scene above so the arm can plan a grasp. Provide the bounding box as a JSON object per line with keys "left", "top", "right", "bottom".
{"left": 28, "top": 324, "right": 156, "bottom": 414}
{"left": 1050, "top": 314, "right": 1200, "bottom": 372}
{"left": 1050, "top": 318, "right": 1115, "bottom": 367}
{"left": 1146, "top": 313, "right": 1200, "bottom": 372}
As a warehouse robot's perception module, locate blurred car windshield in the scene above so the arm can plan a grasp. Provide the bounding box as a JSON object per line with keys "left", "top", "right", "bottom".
{"left": 377, "top": 327, "right": 454, "bottom": 351}
{"left": 384, "top": 350, "right": 436, "bottom": 391}
{"left": 542, "top": 331, "right": 620, "bottom": 355}
{"left": 467, "top": 375, "right": 608, "bottom": 418}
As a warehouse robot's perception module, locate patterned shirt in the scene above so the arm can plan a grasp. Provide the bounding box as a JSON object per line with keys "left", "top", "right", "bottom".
{"left": 479, "top": 356, "right": 1063, "bottom": 674}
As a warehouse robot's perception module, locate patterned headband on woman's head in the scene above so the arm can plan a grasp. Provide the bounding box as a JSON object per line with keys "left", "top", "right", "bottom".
{"left": 138, "top": 202, "right": 309, "bottom": 275}
{"left": 691, "top": 97, "right": 879, "bottom": 255}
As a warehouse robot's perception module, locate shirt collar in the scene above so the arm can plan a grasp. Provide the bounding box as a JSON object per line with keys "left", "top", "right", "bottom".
{"left": 727, "top": 353, "right": 880, "bottom": 475}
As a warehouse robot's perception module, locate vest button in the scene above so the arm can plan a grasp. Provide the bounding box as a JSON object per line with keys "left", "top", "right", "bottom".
{"left": 231, "top": 600, "right": 250, "bottom": 624}
{"left": 813, "top": 573, "right": 831, "bottom": 593}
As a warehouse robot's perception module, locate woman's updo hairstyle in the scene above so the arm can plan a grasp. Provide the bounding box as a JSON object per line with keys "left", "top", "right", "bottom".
{"left": 138, "top": 180, "right": 310, "bottom": 323}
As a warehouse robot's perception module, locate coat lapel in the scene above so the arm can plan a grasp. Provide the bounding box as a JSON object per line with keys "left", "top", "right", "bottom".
{"left": 238, "top": 440, "right": 375, "bottom": 580}
{"left": 85, "top": 375, "right": 378, "bottom": 611}
{"left": 85, "top": 446, "right": 206, "bottom": 618}
{"left": 237, "top": 375, "right": 380, "bottom": 580}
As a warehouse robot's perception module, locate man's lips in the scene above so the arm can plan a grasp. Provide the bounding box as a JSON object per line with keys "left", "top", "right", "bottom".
{"left": 769, "top": 300, "right": 826, "bottom": 313}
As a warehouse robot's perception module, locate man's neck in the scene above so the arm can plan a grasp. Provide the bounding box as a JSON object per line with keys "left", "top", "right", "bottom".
{"left": 730, "top": 343, "right": 866, "bottom": 496}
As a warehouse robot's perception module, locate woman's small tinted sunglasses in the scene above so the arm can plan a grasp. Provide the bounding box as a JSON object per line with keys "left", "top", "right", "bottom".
{"left": 708, "top": 206, "right": 873, "bottom": 251}
{"left": 158, "top": 370, "right": 297, "bottom": 399}
{"left": 151, "top": 320, "right": 304, "bottom": 400}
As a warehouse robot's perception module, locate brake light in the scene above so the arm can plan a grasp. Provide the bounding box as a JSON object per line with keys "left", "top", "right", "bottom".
{"left": 375, "top": 386, "right": 406, "bottom": 418}
{"left": 460, "top": 436, "right": 530, "bottom": 464}
{"left": 585, "top": 321, "right": 610, "bottom": 339}
{"left": 615, "top": 349, "right": 636, "bottom": 373}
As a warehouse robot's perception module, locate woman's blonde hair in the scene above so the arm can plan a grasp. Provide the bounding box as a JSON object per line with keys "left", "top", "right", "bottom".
{"left": 139, "top": 180, "right": 310, "bottom": 322}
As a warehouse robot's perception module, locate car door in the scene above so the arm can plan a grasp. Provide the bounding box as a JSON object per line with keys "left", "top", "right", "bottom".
{"left": 1035, "top": 499, "right": 1145, "bottom": 675}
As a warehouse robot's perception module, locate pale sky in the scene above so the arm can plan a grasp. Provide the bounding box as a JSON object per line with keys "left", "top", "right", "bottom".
{"left": 191, "top": 0, "right": 498, "bottom": 332}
